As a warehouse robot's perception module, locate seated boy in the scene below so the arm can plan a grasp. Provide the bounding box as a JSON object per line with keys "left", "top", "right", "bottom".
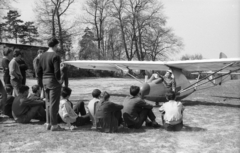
{"left": 2, "top": 85, "right": 14, "bottom": 118}
{"left": 122, "top": 86, "right": 160, "bottom": 129}
{"left": 12, "top": 85, "right": 46, "bottom": 123}
{"left": 28, "top": 85, "right": 42, "bottom": 100}
{"left": 95, "top": 91, "right": 123, "bottom": 133}
{"left": 159, "top": 91, "right": 184, "bottom": 131}
{"left": 87, "top": 89, "right": 101, "bottom": 129}
{"left": 59, "top": 87, "right": 90, "bottom": 129}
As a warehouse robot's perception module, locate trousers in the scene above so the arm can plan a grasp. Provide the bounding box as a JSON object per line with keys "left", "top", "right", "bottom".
{"left": 72, "top": 101, "right": 91, "bottom": 126}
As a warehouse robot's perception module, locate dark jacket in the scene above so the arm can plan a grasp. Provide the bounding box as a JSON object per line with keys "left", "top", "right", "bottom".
{"left": 15, "top": 58, "right": 28, "bottom": 85}
{"left": 37, "top": 51, "right": 61, "bottom": 89}
{"left": 12, "top": 96, "right": 44, "bottom": 117}
{"left": 122, "top": 96, "right": 153, "bottom": 126}
{"left": 95, "top": 100, "right": 123, "bottom": 133}
{"left": 1, "top": 57, "right": 11, "bottom": 84}
{"left": 2, "top": 94, "right": 15, "bottom": 118}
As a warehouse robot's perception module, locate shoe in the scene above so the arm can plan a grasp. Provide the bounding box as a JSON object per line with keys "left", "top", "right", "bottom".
{"left": 51, "top": 125, "right": 65, "bottom": 131}
{"left": 146, "top": 121, "right": 153, "bottom": 127}
{"left": 44, "top": 123, "right": 51, "bottom": 130}
{"left": 152, "top": 122, "right": 161, "bottom": 128}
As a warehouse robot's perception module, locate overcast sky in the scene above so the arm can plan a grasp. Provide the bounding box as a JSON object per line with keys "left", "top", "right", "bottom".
{"left": 5, "top": 0, "right": 240, "bottom": 59}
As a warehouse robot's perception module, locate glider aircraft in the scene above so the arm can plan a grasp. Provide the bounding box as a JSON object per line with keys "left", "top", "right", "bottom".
{"left": 64, "top": 53, "right": 240, "bottom": 103}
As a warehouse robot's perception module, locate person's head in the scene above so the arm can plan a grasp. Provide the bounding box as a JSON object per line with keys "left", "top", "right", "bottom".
{"left": 130, "top": 86, "right": 140, "bottom": 97}
{"left": 38, "top": 49, "right": 43, "bottom": 56}
{"left": 48, "top": 37, "right": 59, "bottom": 51}
{"left": 92, "top": 89, "right": 101, "bottom": 98}
{"left": 13, "top": 49, "right": 21, "bottom": 59}
{"left": 165, "top": 70, "right": 172, "bottom": 78}
{"left": 165, "top": 91, "right": 176, "bottom": 101}
{"left": 5, "top": 85, "right": 13, "bottom": 95}
{"left": 61, "top": 86, "right": 72, "bottom": 99}
{"left": 19, "top": 85, "right": 30, "bottom": 97}
{"left": 101, "top": 91, "right": 110, "bottom": 101}
{"left": 32, "top": 85, "right": 41, "bottom": 95}
{"left": 3, "top": 48, "right": 12, "bottom": 59}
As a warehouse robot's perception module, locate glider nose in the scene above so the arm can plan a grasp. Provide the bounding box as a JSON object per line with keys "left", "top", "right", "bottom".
{"left": 141, "top": 83, "right": 150, "bottom": 96}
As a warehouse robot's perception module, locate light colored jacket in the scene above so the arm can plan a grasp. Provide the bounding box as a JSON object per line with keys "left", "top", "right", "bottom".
{"left": 159, "top": 100, "right": 184, "bottom": 125}
{"left": 9, "top": 58, "right": 22, "bottom": 80}
{"left": 59, "top": 99, "right": 78, "bottom": 123}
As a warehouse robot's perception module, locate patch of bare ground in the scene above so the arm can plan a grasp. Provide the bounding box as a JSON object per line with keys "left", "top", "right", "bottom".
{"left": 0, "top": 77, "right": 240, "bottom": 153}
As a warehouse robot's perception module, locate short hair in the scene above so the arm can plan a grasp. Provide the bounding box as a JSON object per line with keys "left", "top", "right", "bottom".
{"left": 165, "top": 91, "right": 176, "bottom": 100}
{"left": 48, "top": 38, "right": 59, "bottom": 47}
{"left": 13, "top": 49, "right": 21, "bottom": 57}
{"left": 19, "top": 85, "right": 29, "bottom": 94}
{"left": 130, "top": 86, "right": 140, "bottom": 96}
{"left": 38, "top": 49, "right": 43, "bottom": 54}
{"left": 92, "top": 89, "right": 101, "bottom": 98}
{"left": 32, "top": 85, "right": 40, "bottom": 93}
{"left": 5, "top": 85, "right": 13, "bottom": 94}
{"left": 102, "top": 91, "right": 110, "bottom": 101}
{"left": 61, "top": 86, "right": 72, "bottom": 98}
{"left": 3, "top": 48, "right": 12, "bottom": 56}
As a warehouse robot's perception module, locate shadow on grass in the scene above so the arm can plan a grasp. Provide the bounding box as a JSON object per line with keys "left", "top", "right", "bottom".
{"left": 211, "top": 95, "right": 240, "bottom": 100}
{"left": 182, "top": 100, "right": 240, "bottom": 108}
{"left": 69, "top": 124, "right": 147, "bottom": 134}
{"left": 110, "top": 93, "right": 128, "bottom": 97}
{"left": 182, "top": 125, "right": 207, "bottom": 132}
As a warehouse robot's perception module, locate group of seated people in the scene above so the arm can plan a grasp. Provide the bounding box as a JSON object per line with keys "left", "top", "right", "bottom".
{"left": 1, "top": 83, "right": 184, "bottom": 132}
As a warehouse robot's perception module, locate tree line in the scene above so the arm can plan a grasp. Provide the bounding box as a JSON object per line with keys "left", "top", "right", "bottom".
{"left": 1, "top": 0, "right": 185, "bottom": 62}
{"left": 0, "top": 10, "right": 40, "bottom": 45}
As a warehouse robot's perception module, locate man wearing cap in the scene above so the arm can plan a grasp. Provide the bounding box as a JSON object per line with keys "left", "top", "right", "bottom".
{"left": 87, "top": 89, "right": 101, "bottom": 129}
{"left": 9, "top": 49, "right": 23, "bottom": 96}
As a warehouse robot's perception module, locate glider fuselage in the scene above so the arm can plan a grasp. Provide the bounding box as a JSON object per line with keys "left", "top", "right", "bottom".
{"left": 141, "top": 68, "right": 195, "bottom": 102}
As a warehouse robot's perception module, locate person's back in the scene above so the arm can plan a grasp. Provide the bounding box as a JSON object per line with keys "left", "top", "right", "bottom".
{"left": 122, "top": 96, "right": 147, "bottom": 119}
{"left": 87, "top": 89, "right": 101, "bottom": 129}
{"left": 12, "top": 85, "right": 45, "bottom": 123}
{"left": 95, "top": 92, "right": 123, "bottom": 133}
{"left": 2, "top": 47, "right": 12, "bottom": 85}
{"left": 122, "top": 86, "right": 159, "bottom": 129}
{"left": 2, "top": 85, "right": 14, "bottom": 118}
{"left": 159, "top": 91, "right": 184, "bottom": 131}
{"left": 39, "top": 52, "right": 61, "bottom": 79}
{"left": 96, "top": 101, "right": 123, "bottom": 119}
{"left": 161, "top": 100, "right": 183, "bottom": 125}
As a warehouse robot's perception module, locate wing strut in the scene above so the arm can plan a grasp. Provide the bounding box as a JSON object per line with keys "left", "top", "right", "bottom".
{"left": 179, "top": 62, "right": 240, "bottom": 93}
{"left": 115, "top": 65, "right": 144, "bottom": 83}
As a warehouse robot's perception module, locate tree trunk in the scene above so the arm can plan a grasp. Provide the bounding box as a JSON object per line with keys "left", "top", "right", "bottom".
{"left": 52, "top": 9, "right": 56, "bottom": 37}
{"left": 56, "top": 9, "right": 64, "bottom": 57}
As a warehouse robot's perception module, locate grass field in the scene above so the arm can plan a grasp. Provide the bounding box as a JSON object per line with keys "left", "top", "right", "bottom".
{"left": 0, "top": 77, "right": 240, "bottom": 153}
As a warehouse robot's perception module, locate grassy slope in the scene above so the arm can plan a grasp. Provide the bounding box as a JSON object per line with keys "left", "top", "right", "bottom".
{"left": 0, "top": 78, "right": 240, "bottom": 153}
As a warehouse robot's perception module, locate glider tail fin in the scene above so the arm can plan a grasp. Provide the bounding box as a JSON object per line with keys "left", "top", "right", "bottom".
{"left": 214, "top": 52, "right": 230, "bottom": 85}
{"left": 219, "top": 52, "right": 227, "bottom": 59}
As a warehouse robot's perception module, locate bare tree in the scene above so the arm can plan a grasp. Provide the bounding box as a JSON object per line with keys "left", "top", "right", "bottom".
{"left": 34, "top": 0, "right": 76, "bottom": 57}
{"left": 83, "top": 0, "right": 111, "bottom": 59}
{"left": 81, "top": 0, "right": 184, "bottom": 61}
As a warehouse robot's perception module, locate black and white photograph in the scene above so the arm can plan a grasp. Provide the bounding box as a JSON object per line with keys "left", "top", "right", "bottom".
{"left": 0, "top": 0, "right": 240, "bottom": 152}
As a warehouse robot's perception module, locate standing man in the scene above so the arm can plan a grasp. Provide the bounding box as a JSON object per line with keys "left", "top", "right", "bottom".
{"left": 37, "top": 38, "right": 63, "bottom": 131}
{"left": 33, "top": 49, "right": 43, "bottom": 78}
{"left": 15, "top": 52, "right": 28, "bottom": 85}
{"left": 60, "top": 60, "right": 68, "bottom": 87}
{"left": 2, "top": 47, "right": 12, "bottom": 85}
{"left": 9, "top": 49, "right": 23, "bottom": 97}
